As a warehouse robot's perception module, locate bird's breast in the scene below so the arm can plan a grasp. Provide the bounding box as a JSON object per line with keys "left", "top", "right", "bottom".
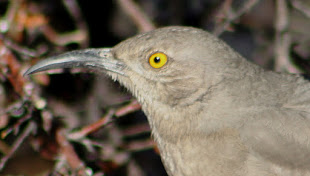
{"left": 155, "top": 128, "right": 249, "bottom": 176}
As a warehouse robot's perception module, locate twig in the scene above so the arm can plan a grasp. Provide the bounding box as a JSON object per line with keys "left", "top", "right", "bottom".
{"left": 274, "top": 0, "right": 298, "bottom": 73}
{"left": 68, "top": 100, "right": 141, "bottom": 140}
{"left": 0, "top": 34, "right": 46, "bottom": 58}
{"left": 125, "top": 138, "right": 155, "bottom": 152}
{"left": 68, "top": 110, "right": 115, "bottom": 140}
{"left": 122, "top": 123, "right": 150, "bottom": 136}
{"left": 117, "top": 0, "right": 155, "bottom": 32}
{"left": 213, "top": 0, "right": 233, "bottom": 28}
{"left": 56, "top": 128, "right": 87, "bottom": 175}
{"left": 127, "top": 160, "right": 145, "bottom": 176}
{"left": 0, "top": 0, "right": 24, "bottom": 33}
{"left": 115, "top": 99, "right": 141, "bottom": 117}
{"left": 1, "top": 112, "right": 32, "bottom": 138}
{"left": 290, "top": 0, "right": 310, "bottom": 18}
{"left": 42, "top": 26, "right": 88, "bottom": 46}
{"left": 40, "top": 0, "right": 89, "bottom": 47}
{"left": 0, "top": 39, "right": 25, "bottom": 96}
{"left": 62, "top": 0, "right": 89, "bottom": 47}
{"left": 0, "top": 121, "right": 36, "bottom": 170}
{"left": 2, "top": 104, "right": 33, "bottom": 138}
{"left": 213, "top": 0, "right": 261, "bottom": 36}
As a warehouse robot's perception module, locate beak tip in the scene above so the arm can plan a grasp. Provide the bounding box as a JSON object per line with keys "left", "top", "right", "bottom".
{"left": 23, "top": 70, "right": 31, "bottom": 77}
{"left": 23, "top": 67, "right": 37, "bottom": 76}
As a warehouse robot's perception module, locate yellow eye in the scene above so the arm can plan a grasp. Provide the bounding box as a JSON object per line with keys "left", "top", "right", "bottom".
{"left": 149, "top": 52, "right": 168, "bottom": 68}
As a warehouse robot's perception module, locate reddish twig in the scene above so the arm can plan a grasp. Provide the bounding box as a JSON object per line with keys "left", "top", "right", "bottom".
{"left": 68, "top": 110, "right": 115, "bottom": 140}
{"left": 115, "top": 100, "right": 141, "bottom": 117}
{"left": 56, "top": 128, "right": 87, "bottom": 175}
{"left": 0, "top": 39, "right": 25, "bottom": 96}
{"left": 69, "top": 100, "right": 141, "bottom": 140}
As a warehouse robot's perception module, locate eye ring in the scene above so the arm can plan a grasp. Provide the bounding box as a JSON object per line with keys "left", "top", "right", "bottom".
{"left": 149, "top": 52, "right": 168, "bottom": 69}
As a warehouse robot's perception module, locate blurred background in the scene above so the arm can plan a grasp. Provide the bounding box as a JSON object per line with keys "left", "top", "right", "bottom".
{"left": 0, "top": 0, "right": 310, "bottom": 175}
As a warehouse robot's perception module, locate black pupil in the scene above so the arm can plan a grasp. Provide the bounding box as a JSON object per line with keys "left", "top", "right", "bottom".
{"left": 154, "top": 56, "right": 161, "bottom": 63}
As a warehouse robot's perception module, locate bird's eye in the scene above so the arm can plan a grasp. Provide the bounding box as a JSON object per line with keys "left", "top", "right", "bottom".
{"left": 149, "top": 52, "right": 168, "bottom": 68}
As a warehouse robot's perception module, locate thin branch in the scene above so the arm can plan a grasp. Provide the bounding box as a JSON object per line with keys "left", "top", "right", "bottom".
{"left": 125, "top": 139, "right": 155, "bottom": 152}
{"left": 213, "top": 0, "right": 261, "bottom": 36}
{"left": 274, "top": 0, "right": 298, "bottom": 73}
{"left": 68, "top": 110, "right": 115, "bottom": 140}
{"left": 56, "top": 129, "right": 87, "bottom": 175}
{"left": 2, "top": 105, "right": 33, "bottom": 138}
{"left": 122, "top": 123, "right": 150, "bottom": 136}
{"left": 117, "top": 0, "right": 155, "bottom": 32}
{"left": 1, "top": 34, "right": 47, "bottom": 58}
{"left": 0, "top": 0, "right": 24, "bottom": 33}
{"left": 42, "top": 26, "right": 88, "bottom": 46}
{"left": 62, "top": 0, "right": 89, "bottom": 47}
{"left": 68, "top": 100, "right": 141, "bottom": 140}
{"left": 115, "top": 100, "right": 141, "bottom": 117}
{"left": 0, "top": 121, "right": 36, "bottom": 170}
{"left": 127, "top": 160, "right": 145, "bottom": 176}
{"left": 291, "top": 0, "right": 310, "bottom": 18}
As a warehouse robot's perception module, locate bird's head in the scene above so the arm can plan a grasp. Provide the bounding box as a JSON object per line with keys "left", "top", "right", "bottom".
{"left": 25, "top": 26, "right": 247, "bottom": 109}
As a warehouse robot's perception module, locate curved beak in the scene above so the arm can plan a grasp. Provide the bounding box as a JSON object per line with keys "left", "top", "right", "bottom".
{"left": 24, "top": 48, "right": 126, "bottom": 76}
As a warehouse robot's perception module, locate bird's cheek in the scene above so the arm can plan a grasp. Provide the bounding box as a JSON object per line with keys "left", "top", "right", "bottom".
{"left": 156, "top": 82, "right": 198, "bottom": 106}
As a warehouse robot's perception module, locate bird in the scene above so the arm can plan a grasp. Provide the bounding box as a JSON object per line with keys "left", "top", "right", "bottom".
{"left": 25, "top": 26, "right": 310, "bottom": 176}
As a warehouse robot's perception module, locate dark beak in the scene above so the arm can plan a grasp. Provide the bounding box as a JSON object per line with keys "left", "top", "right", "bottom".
{"left": 24, "top": 48, "right": 126, "bottom": 76}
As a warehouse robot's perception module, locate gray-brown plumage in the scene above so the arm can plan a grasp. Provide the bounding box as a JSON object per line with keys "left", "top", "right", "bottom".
{"left": 25, "top": 26, "right": 310, "bottom": 176}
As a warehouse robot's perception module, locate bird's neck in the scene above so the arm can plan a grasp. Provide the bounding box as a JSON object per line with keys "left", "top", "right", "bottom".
{"left": 140, "top": 91, "right": 208, "bottom": 143}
